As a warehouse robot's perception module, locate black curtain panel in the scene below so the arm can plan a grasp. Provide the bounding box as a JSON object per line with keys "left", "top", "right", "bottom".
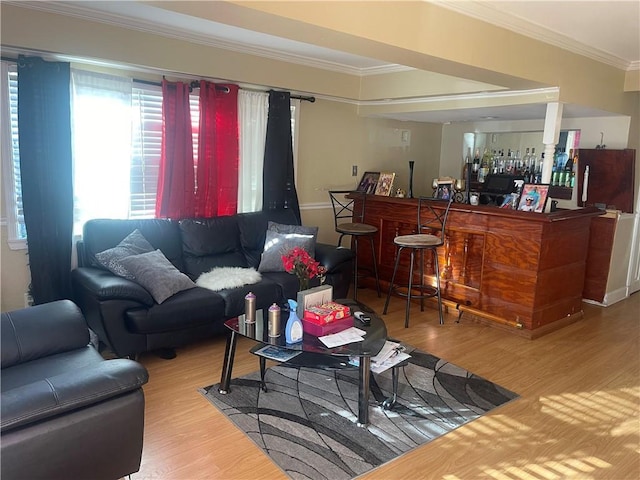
{"left": 17, "top": 55, "right": 74, "bottom": 304}
{"left": 263, "top": 90, "right": 301, "bottom": 223}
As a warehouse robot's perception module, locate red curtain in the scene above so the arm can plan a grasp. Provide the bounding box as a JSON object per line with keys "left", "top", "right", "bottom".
{"left": 155, "top": 79, "right": 195, "bottom": 218}
{"left": 195, "top": 81, "right": 239, "bottom": 217}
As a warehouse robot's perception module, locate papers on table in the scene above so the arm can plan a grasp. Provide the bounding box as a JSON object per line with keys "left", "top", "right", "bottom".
{"left": 370, "top": 341, "right": 411, "bottom": 373}
{"left": 318, "top": 327, "right": 367, "bottom": 348}
{"left": 347, "top": 340, "right": 411, "bottom": 373}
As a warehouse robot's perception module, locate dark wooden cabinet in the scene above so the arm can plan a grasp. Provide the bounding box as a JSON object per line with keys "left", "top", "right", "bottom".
{"left": 577, "top": 149, "right": 636, "bottom": 213}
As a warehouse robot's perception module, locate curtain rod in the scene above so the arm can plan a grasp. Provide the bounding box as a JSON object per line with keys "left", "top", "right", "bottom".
{"left": 134, "top": 78, "right": 314, "bottom": 102}
{"left": 2, "top": 56, "right": 315, "bottom": 103}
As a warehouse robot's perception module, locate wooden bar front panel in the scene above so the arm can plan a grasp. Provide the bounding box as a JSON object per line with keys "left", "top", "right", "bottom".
{"left": 355, "top": 195, "right": 601, "bottom": 336}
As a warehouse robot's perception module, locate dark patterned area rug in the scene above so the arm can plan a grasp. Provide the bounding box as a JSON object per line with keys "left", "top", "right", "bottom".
{"left": 199, "top": 347, "right": 518, "bottom": 480}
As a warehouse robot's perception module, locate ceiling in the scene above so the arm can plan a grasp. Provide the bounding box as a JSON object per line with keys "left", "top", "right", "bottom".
{"left": 13, "top": 0, "right": 640, "bottom": 124}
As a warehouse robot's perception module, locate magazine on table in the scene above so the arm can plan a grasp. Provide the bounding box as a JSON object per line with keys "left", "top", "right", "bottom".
{"left": 254, "top": 345, "right": 302, "bottom": 362}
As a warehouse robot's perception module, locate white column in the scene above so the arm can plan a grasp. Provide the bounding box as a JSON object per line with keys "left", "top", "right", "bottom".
{"left": 541, "top": 102, "right": 563, "bottom": 186}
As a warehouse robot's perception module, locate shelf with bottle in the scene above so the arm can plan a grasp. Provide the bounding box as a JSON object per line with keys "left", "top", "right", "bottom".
{"left": 549, "top": 148, "right": 578, "bottom": 200}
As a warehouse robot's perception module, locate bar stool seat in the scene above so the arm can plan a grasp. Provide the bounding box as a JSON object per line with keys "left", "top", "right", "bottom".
{"left": 336, "top": 222, "right": 378, "bottom": 237}
{"left": 329, "top": 190, "right": 381, "bottom": 301}
{"left": 383, "top": 197, "right": 452, "bottom": 328}
{"left": 392, "top": 233, "right": 441, "bottom": 248}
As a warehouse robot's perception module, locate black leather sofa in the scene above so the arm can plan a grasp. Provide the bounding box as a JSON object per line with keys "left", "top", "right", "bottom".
{"left": 1, "top": 300, "right": 149, "bottom": 480}
{"left": 72, "top": 209, "right": 354, "bottom": 358}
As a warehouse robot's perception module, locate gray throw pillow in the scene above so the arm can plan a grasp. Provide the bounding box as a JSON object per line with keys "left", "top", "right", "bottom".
{"left": 94, "top": 229, "right": 154, "bottom": 280}
{"left": 267, "top": 221, "right": 318, "bottom": 257}
{"left": 258, "top": 230, "right": 316, "bottom": 273}
{"left": 119, "top": 249, "right": 196, "bottom": 304}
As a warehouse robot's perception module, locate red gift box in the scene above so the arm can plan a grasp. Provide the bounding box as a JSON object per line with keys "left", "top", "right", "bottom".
{"left": 304, "top": 306, "right": 336, "bottom": 323}
{"left": 318, "top": 302, "right": 350, "bottom": 320}
{"left": 302, "top": 315, "right": 354, "bottom": 336}
{"left": 303, "top": 303, "right": 350, "bottom": 324}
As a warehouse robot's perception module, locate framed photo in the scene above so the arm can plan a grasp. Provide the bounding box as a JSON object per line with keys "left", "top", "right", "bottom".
{"left": 435, "top": 181, "right": 453, "bottom": 200}
{"left": 517, "top": 184, "right": 549, "bottom": 213}
{"left": 356, "top": 171, "right": 380, "bottom": 194}
{"left": 375, "top": 172, "right": 395, "bottom": 196}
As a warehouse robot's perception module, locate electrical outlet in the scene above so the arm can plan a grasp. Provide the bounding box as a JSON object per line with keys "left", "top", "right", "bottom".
{"left": 352, "top": 165, "right": 358, "bottom": 176}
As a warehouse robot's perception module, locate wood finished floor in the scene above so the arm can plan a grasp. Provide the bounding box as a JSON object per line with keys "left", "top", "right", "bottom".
{"left": 131, "top": 289, "right": 640, "bottom": 480}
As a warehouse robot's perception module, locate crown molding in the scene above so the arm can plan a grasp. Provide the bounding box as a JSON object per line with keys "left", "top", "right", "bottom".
{"left": 431, "top": 1, "right": 633, "bottom": 71}
{"left": 351, "top": 87, "right": 560, "bottom": 107}
{"left": 8, "top": 1, "right": 409, "bottom": 77}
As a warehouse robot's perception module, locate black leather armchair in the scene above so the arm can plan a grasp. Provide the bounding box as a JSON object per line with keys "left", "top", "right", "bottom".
{"left": 1, "top": 300, "right": 149, "bottom": 480}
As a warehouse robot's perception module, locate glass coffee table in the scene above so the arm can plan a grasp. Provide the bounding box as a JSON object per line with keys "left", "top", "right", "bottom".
{"left": 218, "top": 299, "right": 387, "bottom": 425}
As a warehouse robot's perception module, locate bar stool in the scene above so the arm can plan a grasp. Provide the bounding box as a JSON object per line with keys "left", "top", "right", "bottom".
{"left": 329, "top": 190, "right": 381, "bottom": 301}
{"left": 383, "top": 196, "right": 453, "bottom": 327}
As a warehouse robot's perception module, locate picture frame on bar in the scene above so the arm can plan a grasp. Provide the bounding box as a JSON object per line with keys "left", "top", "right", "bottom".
{"left": 356, "top": 171, "right": 380, "bottom": 194}
{"left": 517, "top": 184, "right": 549, "bottom": 213}
{"left": 435, "top": 181, "right": 453, "bottom": 200}
{"left": 375, "top": 172, "right": 396, "bottom": 196}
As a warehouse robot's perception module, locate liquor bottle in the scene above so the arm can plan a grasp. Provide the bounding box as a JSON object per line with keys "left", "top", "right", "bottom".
{"left": 478, "top": 148, "right": 490, "bottom": 183}
{"left": 570, "top": 150, "right": 579, "bottom": 188}
{"left": 472, "top": 148, "right": 481, "bottom": 173}
{"left": 530, "top": 147, "right": 537, "bottom": 173}
{"left": 563, "top": 149, "right": 574, "bottom": 187}
{"left": 463, "top": 147, "right": 472, "bottom": 180}
{"left": 522, "top": 147, "right": 531, "bottom": 173}
{"left": 534, "top": 153, "right": 544, "bottom": 184}
{"left": 559, "top": 148, "right": 569, "bottom": 168}
{"left": 551, "top": 148, "right": 560, "bottom": 186}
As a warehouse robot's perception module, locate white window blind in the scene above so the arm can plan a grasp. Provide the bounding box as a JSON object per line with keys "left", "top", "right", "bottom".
{"left": 130, "top": 84, "right": 161, "bottom": 218}
{"left": 130, "top": 83, "right": 199, "bottom": 218}
{"left": 1, "top": 62, "right": 25, "bottom": 248}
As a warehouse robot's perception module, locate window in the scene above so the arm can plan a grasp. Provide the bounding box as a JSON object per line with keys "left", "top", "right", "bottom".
{"left": 1, "top": 62, "right": 25, "bottom": 249}
{"left": 129, "top": 84, "right": 199, "bottom": 218}
{"left": 2, "top": 65, "right": 296, "bottom": 247}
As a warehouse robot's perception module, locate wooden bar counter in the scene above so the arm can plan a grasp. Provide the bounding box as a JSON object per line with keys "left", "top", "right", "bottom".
{"left": 354, "top": 195, "right": 603, "bottom": 338}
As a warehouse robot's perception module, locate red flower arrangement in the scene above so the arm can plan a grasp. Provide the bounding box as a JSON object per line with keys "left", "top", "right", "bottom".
{"left": 281, "top": 246, "right": 321, "bottom": 291}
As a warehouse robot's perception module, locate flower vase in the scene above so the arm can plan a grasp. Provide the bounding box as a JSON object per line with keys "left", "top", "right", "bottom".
{"left": 298, "top": 277, "right": 309, "bottom": 292}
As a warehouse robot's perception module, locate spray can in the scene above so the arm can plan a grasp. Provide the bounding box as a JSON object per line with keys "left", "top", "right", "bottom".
{"left": 268, "top": 303, "right": 281, "bottom": 337}
{"left": 244, "top": 292, "right": 256, "bottom": 323}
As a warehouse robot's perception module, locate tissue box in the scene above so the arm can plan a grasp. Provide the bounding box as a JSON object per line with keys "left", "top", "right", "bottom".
{"left": 303, "top": 315, "right": 354, "bottom": 336}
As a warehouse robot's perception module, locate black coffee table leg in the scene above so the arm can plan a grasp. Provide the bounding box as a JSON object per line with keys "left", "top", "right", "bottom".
{"left": 357, "top": 356, "right": 371, "bottom": 426}
{"left": 382, "top": 364, "right": 400, "bottom": 410}
{"left": 219, "top": 331, "right": 238, "bottom": 394}
{"left": 259, "top": 356, "right": 267, "bottom": 392}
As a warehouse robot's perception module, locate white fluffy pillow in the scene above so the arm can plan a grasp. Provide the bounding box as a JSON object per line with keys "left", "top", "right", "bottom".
{"left": 196, "top": 267, "right": 261, "bottom": 291}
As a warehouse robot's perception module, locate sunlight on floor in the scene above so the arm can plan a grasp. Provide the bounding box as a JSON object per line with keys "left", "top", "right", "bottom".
{"left": 438, "top": 386, "right": 639, "bottom": 479}
{"left": 540, "top": 387, "right": 638, "bottom": 430}
{"left": 442, "top": 452, "right": 613, "bottom": 480}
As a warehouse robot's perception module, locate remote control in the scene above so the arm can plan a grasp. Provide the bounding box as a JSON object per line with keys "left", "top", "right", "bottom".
{"left": 354, "top": 311, "right": 371, "bottom": 325}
